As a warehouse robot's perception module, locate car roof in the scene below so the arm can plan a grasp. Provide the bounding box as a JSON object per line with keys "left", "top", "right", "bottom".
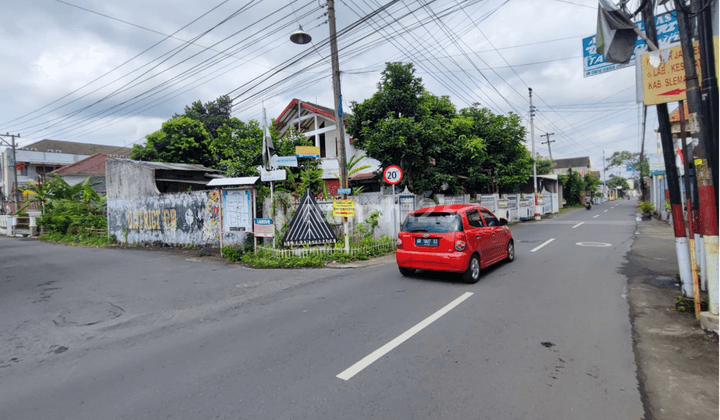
{"left": 410, "top": 204, "right": 488, "bottom": 215}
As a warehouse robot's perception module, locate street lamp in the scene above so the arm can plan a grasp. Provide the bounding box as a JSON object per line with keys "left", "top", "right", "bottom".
{"left": 290, "top": 26, "right": 312, "bottom": 45}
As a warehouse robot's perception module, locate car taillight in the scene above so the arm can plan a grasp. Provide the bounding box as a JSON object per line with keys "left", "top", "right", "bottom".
{"left": 454, "top": 240, "right": 466, "bottom": 252}
{"left": 396, "top": 238, "right": 403, "bottom": 248}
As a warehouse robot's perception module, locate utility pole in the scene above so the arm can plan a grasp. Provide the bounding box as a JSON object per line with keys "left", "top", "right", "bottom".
{"left": 675, "top": 0, "right": 718, "bottom": 315}
{"left": 327, "top": 0, "right": 347, "bottom": 191}
{"left": 0, "top": 133, "right": 20, "bottom": 212}
{"left": 529, "top": 88, "right": 539, "bottom": 220}
{"left": 603, "top": 150, "right": 607, "bottom": 200}
{"left": 679, "top": 101, "right": 702, "bottom": 317}
{"left": 327, "top": 0, "right": 350, "bottom": 252}
{"left": 643, "top": 1, "right": 693, "bottom": 296}
{"left": 696, "top": 0, "right": 718, "bottom": 207}
{"left": 540, "top": 132, "right": 555, "bottom": 161}
{"left": 639, "top": 106, "right": 648, "bottom": 200}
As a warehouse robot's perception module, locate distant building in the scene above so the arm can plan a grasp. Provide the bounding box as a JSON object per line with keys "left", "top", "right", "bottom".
{"left": 552, "top": 156, "right": 601, "bottom": 179}
{"left": 1, "top": 139, "right": 132, "bottom": 212}
{"left": 49, "top": 153, "right": 117, "bottom": 194}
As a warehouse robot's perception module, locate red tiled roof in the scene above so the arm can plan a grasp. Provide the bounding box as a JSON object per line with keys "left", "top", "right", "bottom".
{"left": 274, "top": 98, "right": 351, "bottom": 132}
{"left": 669, "top": 102, "right": 689, "bottom": 123}
{"left": 350, "top": 172, "right": 376, "bottom": 181}
{"left": 50, "top": 153, "right": 113, "bottom": 175}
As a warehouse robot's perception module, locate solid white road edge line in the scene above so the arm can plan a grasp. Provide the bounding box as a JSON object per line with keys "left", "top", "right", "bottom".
{"left": 572, "top": 222, "right": 584, "bottom": 229}
{"left": 593, "top": 215, "right": 600, "bottom": 218}
{"left": 530, "top": 238, "right": 555, "bottom": 253}
{"left": 336, "top": 292, "right": 474, "bottom": 381}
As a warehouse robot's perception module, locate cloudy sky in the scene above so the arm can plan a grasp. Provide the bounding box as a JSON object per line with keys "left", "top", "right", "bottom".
{"left": 0, "top": 0, "right": 678, "bottom": 178}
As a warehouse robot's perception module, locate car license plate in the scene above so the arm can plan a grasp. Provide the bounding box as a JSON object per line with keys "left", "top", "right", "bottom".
{"left": 415, "top": 237, "right": 439, "bottom": 247}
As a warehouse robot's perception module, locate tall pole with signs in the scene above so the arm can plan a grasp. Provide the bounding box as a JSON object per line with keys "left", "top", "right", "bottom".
{"left": 384, "top": 165, "right": 403, "bottom": 239}
{"left": 327, "top": 0, "right": 351, "bottom": 253}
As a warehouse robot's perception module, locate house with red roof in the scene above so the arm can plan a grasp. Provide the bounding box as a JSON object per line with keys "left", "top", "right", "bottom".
{"left": 274, "top": 99, "right": 381, "bottom": 194}
{"left": 49, "top": 153, "right": 116, "bottom": 193}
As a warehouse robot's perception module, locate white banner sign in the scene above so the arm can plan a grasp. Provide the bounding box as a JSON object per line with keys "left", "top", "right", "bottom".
{"left": 270, "top": 155, "right": 298, "bottom": 169}
{"left": 260, "top": 168, "right": 287, "bottom": 182}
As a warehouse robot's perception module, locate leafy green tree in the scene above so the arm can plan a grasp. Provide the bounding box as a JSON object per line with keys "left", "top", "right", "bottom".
{"left": 608, "top": 176, "right": 630, "bottom": 190}
{"left": 210, "top": 118, "right": 263, "bottom": 177}
{"left": 536, "top": 157, "right": 555, "bottom": 175}
{"left": 131, "top": 117, "right": 213, "bottom": 167}
{"left": 558, "top": 169, "right": 601, "bottom": 205}
{"left": 558, "top": 168, "right": 586, "bottom": 205}
{"left": 605, "top": 150, "right": 637, "bottom": 170}
{"left": 347, "top": 63, "right": 454, "bottom": 192}
{"left": 348, "top": 62, "right": 532, "bottom": 195}
{"left": 456, "top": 106, "right": 532, "bottom": 193}
{"left": 176, "top": 95, "right": 233, "bottom": 140}
{"left": 350, "top": 63, "right": 500, "bottom": 194}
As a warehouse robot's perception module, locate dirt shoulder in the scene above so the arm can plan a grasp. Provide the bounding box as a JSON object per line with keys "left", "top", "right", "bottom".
{"left": 624, "top": 220, "right": 718, "bottom": 420}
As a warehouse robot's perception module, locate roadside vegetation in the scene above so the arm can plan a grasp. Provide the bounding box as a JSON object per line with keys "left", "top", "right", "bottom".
{"left": 22, "top": 175, "right": 113, "bottom": 247}
{"left": 220, "top": 213, "right": 394, "bottom": 268}
{"left": 557, "top": 168, "right": 600, "bottom": 205}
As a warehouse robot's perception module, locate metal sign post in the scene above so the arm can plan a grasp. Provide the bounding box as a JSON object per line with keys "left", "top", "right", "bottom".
{"left": 383, "top": 166, "right": 403, "bottom": 238}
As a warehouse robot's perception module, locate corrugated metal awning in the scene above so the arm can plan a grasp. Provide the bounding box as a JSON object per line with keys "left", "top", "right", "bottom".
{"left": 206, "top": 177, "right": 259, "bottom": 187}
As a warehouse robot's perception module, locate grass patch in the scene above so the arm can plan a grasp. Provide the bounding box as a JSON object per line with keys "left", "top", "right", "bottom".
{"left": 39, "top": 231, "right": 115, "bottom": 247}
{"left": 675, "top": 296, "right": 708, "bottom": 313}
{"left": 221, "top": 237, "right": 395, "bottom": 268}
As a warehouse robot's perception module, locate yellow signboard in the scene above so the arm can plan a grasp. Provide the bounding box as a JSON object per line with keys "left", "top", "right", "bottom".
{"left": 332, "top": 200, "right": 355, "bottom": 217}
{"left": 641, "top": 41, "right": 701, "bottom": 105}
{"left": 295, "top": 146, "right": 320, "bottom": 158}
{"left": 640, "top": 37, "right": 719, "bottom": 105}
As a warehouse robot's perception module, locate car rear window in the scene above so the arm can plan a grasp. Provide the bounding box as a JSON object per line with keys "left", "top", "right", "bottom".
{"left": 401, "top": 212, "right": 463, "bottom": 233}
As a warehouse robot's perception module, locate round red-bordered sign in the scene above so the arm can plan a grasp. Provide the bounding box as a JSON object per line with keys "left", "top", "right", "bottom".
{"left": 383, "top": 165, "right": 403, "bottom": 185}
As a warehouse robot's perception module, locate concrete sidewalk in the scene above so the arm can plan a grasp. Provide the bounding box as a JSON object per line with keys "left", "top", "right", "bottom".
{"left": 624, "top": 219, "right": 718, "bottom": 420}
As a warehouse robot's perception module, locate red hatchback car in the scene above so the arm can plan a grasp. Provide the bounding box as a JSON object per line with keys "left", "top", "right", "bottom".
{"left": 396, "top": 204, "right": 514, "bottom": 283}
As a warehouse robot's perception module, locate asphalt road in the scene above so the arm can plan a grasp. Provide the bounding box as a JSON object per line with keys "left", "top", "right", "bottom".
{"left": 0, "top": 199, "right": 644, "bottom": 420}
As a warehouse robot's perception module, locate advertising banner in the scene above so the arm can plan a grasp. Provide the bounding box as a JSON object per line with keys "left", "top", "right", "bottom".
{"left": 582, "top": 12, "right": 679, "bottom": 77}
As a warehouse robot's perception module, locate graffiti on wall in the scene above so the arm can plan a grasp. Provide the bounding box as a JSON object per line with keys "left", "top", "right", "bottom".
{"left": 107, "top": 190, "right": 247, "bottom": 247}
{"left": 203, "top": 190, "right": 220, "bottom": 240}
{"left": 125, "top": 209, "right": 177, "bottom": 231}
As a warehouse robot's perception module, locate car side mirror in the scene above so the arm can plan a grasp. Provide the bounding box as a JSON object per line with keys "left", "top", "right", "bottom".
{"left": 499, "top": 218, "right": 508, "bottom": 226}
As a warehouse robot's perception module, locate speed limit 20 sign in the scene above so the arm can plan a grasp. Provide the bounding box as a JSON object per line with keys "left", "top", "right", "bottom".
{"left": 383, "top": 165, "right": 403, "bottom": 185}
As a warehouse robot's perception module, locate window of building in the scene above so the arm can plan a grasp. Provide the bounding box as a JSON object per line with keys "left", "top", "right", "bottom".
{"left": 319, "top": 121, "right": 326, "bottom": 158}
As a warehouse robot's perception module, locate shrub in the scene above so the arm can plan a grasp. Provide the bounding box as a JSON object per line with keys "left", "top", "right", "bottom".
{"left": 221, "top": 246, "right": 242, "bottom": 262}
{"left": 638, "top": 201, "right": 655, "bottom": 213}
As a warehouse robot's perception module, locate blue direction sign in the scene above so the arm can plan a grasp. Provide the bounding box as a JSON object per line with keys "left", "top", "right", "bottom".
{"left": 337, "top": 188, "right": 351, "bottom": 195}
{"left": 582, "top": 11, "right": 679, "bottom": 77}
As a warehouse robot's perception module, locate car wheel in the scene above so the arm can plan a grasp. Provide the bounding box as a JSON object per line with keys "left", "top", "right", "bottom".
{"left": 506, "top": 240, "right": 515, "bottom": 262}
{"left": 399, "top": 266, "right": 416, "bottom": 276}
{"left": 463, "top": 254, "right": 480, "bottom": 284}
